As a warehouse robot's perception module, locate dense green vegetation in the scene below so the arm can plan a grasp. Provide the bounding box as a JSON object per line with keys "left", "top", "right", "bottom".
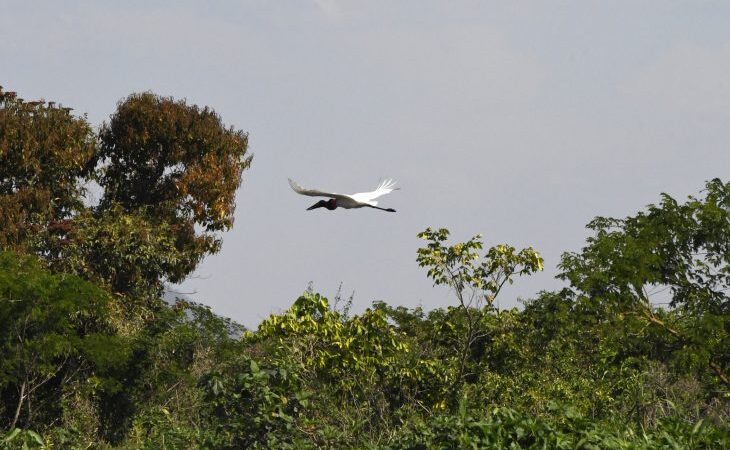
{"left": 1, "top": 87, "right": 728, "bottom": 448}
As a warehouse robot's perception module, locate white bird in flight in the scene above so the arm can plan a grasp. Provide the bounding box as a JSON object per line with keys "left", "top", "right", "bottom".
{"left": 288, "top": 178, "right": 399, "bottom": 212}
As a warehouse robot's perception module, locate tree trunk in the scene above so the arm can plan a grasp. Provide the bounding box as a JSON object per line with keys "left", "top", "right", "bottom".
{"left": 10, "top": 381, "right": 26, "bottom": 429}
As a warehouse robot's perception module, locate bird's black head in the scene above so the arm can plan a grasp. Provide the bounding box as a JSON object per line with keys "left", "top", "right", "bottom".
{"left": 307, "top": 199, "right": 337, "bottom": 211}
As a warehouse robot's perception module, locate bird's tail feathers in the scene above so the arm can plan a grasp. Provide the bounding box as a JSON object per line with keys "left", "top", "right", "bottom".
{"left": 377, "top": 178, "right": 400, "bottom": 191}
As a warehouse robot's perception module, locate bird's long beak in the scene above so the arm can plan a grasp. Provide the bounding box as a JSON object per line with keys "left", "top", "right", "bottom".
{"left": 307, "top": 202, "right": 323, "bottom": 210}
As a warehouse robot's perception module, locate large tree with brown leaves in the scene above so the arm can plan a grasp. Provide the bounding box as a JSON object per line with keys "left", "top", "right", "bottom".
{"left": 0, "top": 87, "right": 95, "bottom": 252}
{"left": 0, "top": 88, "right": 251, "bottom": 301}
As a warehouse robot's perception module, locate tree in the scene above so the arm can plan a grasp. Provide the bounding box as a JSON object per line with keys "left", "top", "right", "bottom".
{"left": 72, "top": 92, "right": 252, "bottom": 300}
{"left": 95, "top": 93, "right": 251, "bottom": 278}
{"left": 1, "top": 88, "right": 251, "bottom": 301}
{"left": 0, "top": 251, "right": 125, "bottom": 431}
{"left": 0, "top": 86, "right": 95, "bottom": 253}
{"left": 0, "top": 86, "right": 253, "bottom": 445}
{"left": 50, "top": 205, "right": 201, "bottom": 301}
{"left": 416, "top": 228, "right": 543, "bottom": 388}
{"left": 559, "top": 178, "right": 730, "bottom": 388}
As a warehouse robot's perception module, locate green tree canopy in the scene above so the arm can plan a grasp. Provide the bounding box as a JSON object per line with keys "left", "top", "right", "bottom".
{"left": 560, "top": 178, "right": 730, "bottom": 387}
{"left": 0, "top": 251, "right": 122, "bottom": 431}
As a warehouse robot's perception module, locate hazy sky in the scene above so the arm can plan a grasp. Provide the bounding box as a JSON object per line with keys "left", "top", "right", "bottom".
{"left": 3, "top": 1, "right": 729, "bottom": 327}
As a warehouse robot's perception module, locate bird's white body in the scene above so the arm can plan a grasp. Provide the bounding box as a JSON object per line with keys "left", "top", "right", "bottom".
{"left": 288, "top": 178, "right": 399, "bottom": 211}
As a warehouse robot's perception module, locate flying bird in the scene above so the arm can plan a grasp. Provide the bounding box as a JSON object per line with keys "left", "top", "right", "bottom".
{"left": 288, "top": 178, "right": 399, "bottom": 212}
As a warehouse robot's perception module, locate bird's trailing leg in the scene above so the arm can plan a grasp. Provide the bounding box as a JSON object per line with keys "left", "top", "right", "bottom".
{"left": 366, "top": 204, "right": 396, "bottom": 213}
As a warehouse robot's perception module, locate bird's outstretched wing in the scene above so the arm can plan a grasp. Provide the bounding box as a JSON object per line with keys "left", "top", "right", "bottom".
{"left": 288, "top": 178, "right": 351, "bottom": 201}
{"left": 350, "top": 179, "right": 399, "bottom": 205}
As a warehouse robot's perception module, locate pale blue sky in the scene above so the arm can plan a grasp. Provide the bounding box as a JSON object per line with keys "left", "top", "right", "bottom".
{"left": 3, "top": 1, "right": 729, "bottom": 327}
